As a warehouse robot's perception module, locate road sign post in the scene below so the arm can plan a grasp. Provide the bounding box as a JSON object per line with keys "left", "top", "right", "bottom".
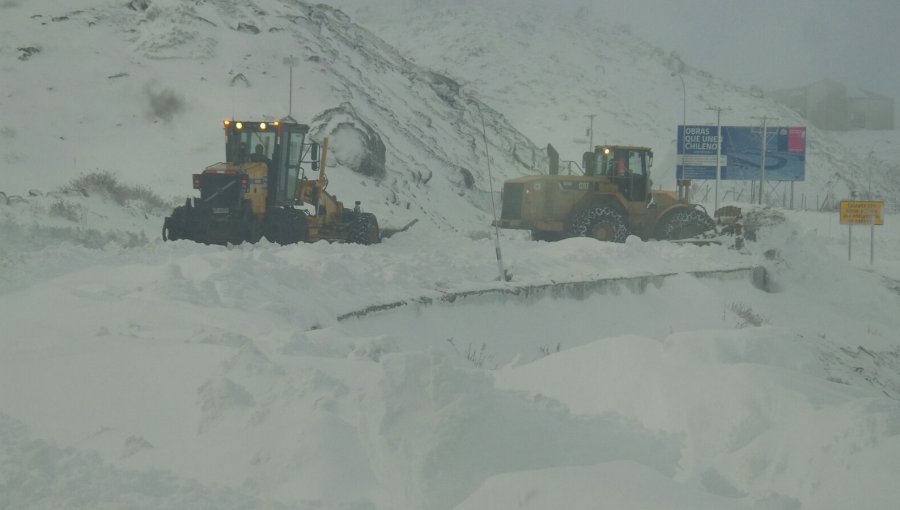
{"left": 839, "top": 200, "right": 883, "bottom": 264}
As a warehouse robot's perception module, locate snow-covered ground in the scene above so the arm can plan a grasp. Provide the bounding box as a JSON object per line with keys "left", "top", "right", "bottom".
{"left": 2, "top": 1, "right": 900, "bottom": 509}
{"left": 3, "top": 181, "right": 900, "bottom": 509}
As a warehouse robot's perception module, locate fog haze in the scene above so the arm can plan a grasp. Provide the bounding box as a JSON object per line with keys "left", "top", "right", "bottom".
{"left": 335, "top": 0, "right": 899, "bottom": 122}
{"left": 608, "top": 0, "right": 899, "bottom": 96}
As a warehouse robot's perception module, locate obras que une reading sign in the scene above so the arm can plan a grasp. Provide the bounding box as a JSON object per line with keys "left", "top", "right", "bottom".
{"left": 839, "top": 200, "right": 884, "bottom": 225}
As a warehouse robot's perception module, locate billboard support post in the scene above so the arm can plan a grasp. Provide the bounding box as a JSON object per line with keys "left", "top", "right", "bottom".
{"left": 757, "top": 116, "right": 769, "bottom": 205}
{"left": 706, "top": 107, "right": 729, "bottom": 212}
{"left": 715, "top": 119, "right": 721, "bottom": 211}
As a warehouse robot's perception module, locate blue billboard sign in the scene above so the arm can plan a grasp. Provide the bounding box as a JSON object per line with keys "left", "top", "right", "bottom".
{"left": 677, "top": 125, "right": 806, "bottom": 181}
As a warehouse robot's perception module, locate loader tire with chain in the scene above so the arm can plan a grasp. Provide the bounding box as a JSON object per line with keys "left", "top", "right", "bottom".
{"left": 569, "top": 206, "right": 629, "bottom": 243}
{"left": 656, "top": 208, "right": 716, "bottom": 240}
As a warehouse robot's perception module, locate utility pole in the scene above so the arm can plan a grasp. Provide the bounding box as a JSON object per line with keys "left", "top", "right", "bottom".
{"left": 585, "top": 114, "right": 596, "bottom": 152}
{"left": 751, "top": 115, "right": 773, "bottom": 205}
{"left": 469, "top": 99, "right": 508, "bottom": 282}
{"left": 671, "top": 72, "right": 686, "bottom": 128}
{"left": 706, "top": 106, "right": 730, "bottom": 212}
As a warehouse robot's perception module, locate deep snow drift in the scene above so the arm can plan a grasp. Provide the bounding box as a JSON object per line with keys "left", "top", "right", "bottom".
{"left": 2, "top": 183, "right": 900, "bottom": 509}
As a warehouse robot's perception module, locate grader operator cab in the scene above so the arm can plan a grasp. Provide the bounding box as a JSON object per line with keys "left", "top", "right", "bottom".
{"left": 495, "top": 144, "right": 718, "bottom": 242}
{"left": 163, "top": 118, "right": 380, "bottom": 246}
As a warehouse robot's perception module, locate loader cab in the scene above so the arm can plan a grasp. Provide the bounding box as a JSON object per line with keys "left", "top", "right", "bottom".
{"left": 223, "top": 119, "right": 316, "bottom": 207}
{"left": 590, "top": 145, "right": 653, "bottom": 202}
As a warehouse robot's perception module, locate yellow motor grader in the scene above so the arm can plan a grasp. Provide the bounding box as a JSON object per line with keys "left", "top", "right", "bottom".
{"left": 163, "top": 118, "right": 380, "bottom": 245}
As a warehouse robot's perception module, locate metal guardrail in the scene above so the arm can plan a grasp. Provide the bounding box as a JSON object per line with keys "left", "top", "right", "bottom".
{"left": 337, "top": 266, "right": 769, "bottom": 321}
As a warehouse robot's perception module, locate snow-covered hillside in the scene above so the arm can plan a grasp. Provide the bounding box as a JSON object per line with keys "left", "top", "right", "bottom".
{"left": 1, "top": 0, "right": 548, "bottom": 233}
{"left": 330, "top": 0, "right": 900, "bottom": 210}
{"left": 3, "top": 1, "right": 900, "bottom": 509}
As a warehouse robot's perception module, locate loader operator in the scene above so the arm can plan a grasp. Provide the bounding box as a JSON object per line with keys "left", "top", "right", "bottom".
{"left": 615, "top": 156, "right": 628, "bottom": 177}
{"left": 250, "top": 144, "right": 270, "bottom": 165}
{"left": 610, "top": 152, "right": 637, "bottom": 199}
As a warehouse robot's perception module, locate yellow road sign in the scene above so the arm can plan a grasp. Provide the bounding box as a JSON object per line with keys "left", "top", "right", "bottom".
{"left": 840, "top": 200, "right": 884, "bottom": 225}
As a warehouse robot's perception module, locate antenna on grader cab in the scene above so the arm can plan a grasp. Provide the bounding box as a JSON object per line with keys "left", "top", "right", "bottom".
{"left": 283, "top": 54, "right": 298, "bottom": 118}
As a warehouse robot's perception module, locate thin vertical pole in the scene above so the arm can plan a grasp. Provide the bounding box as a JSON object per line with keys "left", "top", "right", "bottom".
{"left": 758, "top": 117, "right": 768, "bottom": 205}
{"left": 706, "top": 106, "right": 729, "bottom": 211}
{"left": 282, "top": 55, "right": 299, "bottom": 118}
{"left": 848, "top": 224, "right": 852, "bottom": 261}
{"left": 288, "top": 55, "right": 293, "bottom": 117}
{"left": 672, "top": 72, "right": 686, "bottom": 127}
{"left": 715, "top": 113, "right": 721, "bottom": 212}
{"left": 870, "top": 221, "right": 875, "bottom": 265}
{"left": 471, "top": 101, "right": 507, "bottom": 282}
{"left": 586, "top": 114, "right": 596, "bottom": 151}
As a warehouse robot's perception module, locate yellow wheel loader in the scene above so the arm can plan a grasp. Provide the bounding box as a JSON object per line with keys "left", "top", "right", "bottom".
{"left": 163, "top": 118, "right": 380, "bottom": 246}
{"left": 495, "top": 144, "right": 736, "bottom": 243}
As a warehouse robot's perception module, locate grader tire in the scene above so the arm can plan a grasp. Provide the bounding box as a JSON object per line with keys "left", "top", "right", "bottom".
{"left": 348, "top": 213, "right": 380, "bottom": 245}
{"left": 265, "top": 209, "right": 309, "bottom": 245}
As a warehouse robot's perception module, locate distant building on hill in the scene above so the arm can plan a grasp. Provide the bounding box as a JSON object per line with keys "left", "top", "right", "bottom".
{"left": 770, "top": 79, "right": 894, "bottom": 131}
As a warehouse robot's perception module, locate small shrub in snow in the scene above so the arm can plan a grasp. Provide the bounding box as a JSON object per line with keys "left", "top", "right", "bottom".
{"left": 61, "top": 171, "right": 170, "bottom": 213}
{"left": 122, "top": 435, "right": 153, "bottom": 458}
{"left": 447, "top": 337, "right": 493, "bottom": 369}
{"left": 465, "top": 343, "right": 490, "bottom": 368}
{"left": 49, "top": 200, "right": 82, "bottom": 222}
{"left": 728, "top": 302, "right": 768, "bottom": 328}
{"left": 539, "top": 343, "right": 561, "bottom": 357}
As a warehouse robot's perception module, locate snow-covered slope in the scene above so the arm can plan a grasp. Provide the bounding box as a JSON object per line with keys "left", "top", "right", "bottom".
{"left": 330, "top": 0, "right": 900, "bottom": 209}
{"left": 1, "top": 0, "right": 546, "bottom": 233}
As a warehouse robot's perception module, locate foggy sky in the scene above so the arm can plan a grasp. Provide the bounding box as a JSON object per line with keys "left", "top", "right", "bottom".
{"left": 335, "top": 0, "right": 898, "bottom": 117}
{"left": 586, "top": 0, "right": 899, "bottom": 98}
